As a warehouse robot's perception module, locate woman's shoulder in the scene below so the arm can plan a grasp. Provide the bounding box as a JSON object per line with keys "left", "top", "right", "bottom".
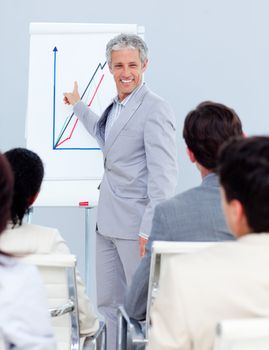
{"left": 0, "top": 254, "right": 40, "bottom": 292}
{"left": 0, "top": 224, "right": 63, "bottom": 255}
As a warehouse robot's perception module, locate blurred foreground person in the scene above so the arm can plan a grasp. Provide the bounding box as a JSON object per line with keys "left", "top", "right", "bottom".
{"left": 0, "top": 148, "right": 99, "bottom": 339}
{"left": 148, "top": 136, "right": 269, "bottom": 350}
{"left": 0, "top": 152, "right": 56, "bottom": 349}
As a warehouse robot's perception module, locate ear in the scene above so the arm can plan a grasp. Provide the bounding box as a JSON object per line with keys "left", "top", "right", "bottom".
{"left": 142, "top": 59, "right": 148, "bottom": 73}
{"left": 230, "top": 199, "right": 243, "bottom": 223}
{"left": 186, "top": 148, "right": 196, "bottom": 163}
{"left": 28, "top": 192, "right": 39, "bottom": 206}
{"left": 229, "top": 199, "right": 249, "bottom": 237}
{"left": 108, "top": 64, "right": 113, "bottom": 74}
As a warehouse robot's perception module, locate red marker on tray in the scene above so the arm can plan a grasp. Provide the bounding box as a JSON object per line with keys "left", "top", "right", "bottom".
{"left": 79, "top": 201, "right": 89, "bottom": 207}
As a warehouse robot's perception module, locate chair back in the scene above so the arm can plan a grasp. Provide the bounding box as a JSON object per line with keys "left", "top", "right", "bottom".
{"left": 146, "top": 241, "right": 218, "bottom": 337}
{"left": 22, "top": 254, "right": 80, "bottom": 350}
{"left": 116, "top": 241, "right": 219, "bottom": 350}
{"left": 214, "top": 318, "right": 269, "bottom": 350}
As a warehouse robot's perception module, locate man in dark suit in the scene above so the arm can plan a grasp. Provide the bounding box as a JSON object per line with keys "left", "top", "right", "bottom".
{"left": 125, "top": 101, "right": 244, "bottom": 320}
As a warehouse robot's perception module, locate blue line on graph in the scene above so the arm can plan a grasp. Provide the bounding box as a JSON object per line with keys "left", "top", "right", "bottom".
{"left": 52, "top": 47, "right": 58, "bottom": 149}
{"left": 53, "top": 147, "right": 100, "bottom": 150}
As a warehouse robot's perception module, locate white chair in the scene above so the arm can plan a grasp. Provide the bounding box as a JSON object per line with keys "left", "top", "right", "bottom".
{"left": 214, "top": 318, "right": 269, "bottom": 350}
{"left": 117, "top": 241, "right": 218, "bottom": 350}
{"left": 22, "top": 254, "right": 106, "bottom": 350}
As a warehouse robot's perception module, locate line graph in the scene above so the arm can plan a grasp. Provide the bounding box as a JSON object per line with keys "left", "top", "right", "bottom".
{"left": 26, "top": 24, "right": 140, "bottom": 192}
{"left": 53, "top": 53, "right": 107, "bottom": 150}
{"left": 55, "top": 72, "right": 105, "bottom": 148}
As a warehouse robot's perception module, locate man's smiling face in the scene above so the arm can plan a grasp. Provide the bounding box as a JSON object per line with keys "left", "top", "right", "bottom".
{"left": 109, "top": 48, "right": 148, "bottom": 101}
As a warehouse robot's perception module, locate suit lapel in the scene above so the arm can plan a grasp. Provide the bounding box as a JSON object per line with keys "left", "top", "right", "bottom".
{"left": 96, "top": 103, "right": 113, "bottom": 149}
{"left": 103, "top": 84, "right": 149, "bottom": 158}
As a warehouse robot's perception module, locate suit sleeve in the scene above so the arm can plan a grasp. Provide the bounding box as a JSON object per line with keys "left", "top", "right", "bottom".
{"left": 125, "top": 204, "right": 170, "bottom": 320}
{"left": 50, "top": 230, "right": 99, "bottom": 336}
{"left": 73, "top": 101, "right": 99, "bottom": 137}
{"left": 139, "top": 100, "right": 178, "bottom": 237}
{"left": 147, "top": 258, "right": 191, "bottom": 350}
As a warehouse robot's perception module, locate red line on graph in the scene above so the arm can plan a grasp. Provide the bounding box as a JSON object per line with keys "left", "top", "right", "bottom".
{"left": 56, "top": 74, "right": 105, "bottom": 148}
{"left": 88, "top": 74, "right": 104, "bottom": 107}
{"left": 56, "top": 118, "right": 79, "bottom": 147}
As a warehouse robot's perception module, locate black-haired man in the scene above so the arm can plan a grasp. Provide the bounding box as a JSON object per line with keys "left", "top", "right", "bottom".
{"left": 126, "top": 101, "right": 243, "bottom": 320}
{"left": 149, "top": 136, "right": 269, "bottom": 350}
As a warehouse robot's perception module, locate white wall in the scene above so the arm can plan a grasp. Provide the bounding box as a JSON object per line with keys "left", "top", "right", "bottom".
{"left": 1, "top": 0, "right": 269, "bottom": 298}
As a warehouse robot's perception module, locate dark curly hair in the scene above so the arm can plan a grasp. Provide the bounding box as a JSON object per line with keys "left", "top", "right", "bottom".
{"left": 183, "top": 101, "right": 243, "bottom": 171}
{"left": 4, "top": 148, "right": 44, "bottom": 226}
{"left": 218, "top": 136, "right": 269, "bottom": 233}
{"left": 0, "top": 153, "right": 13, "bottom": 234}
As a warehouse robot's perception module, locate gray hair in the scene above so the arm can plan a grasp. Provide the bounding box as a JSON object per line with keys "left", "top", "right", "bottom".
{"left": 106, "top": 33, "right": 149, "bottom": 65}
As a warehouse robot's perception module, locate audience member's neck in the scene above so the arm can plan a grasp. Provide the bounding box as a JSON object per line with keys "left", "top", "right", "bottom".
{"left": 196, "top": 163, "right": 213, "bottom": 178}
{"left": 234, "top": 226, "right": 252, "bottom": 239}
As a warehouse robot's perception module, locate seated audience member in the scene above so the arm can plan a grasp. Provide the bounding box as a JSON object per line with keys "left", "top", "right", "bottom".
{"left": 0, "top": 152, "right": 55, "bottom": 349}
{"left": 148, "top": 136, "right": 269, "bottom": 350}
{"left": 125, "top": 101, "right": 243, "bottom": 320}
{"left": 0, "top": 148, "right": 99, "bottom": 338}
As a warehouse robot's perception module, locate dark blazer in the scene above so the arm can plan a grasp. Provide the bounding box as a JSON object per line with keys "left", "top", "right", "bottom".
{"left": 125, "top": 173, "right": 235, "bottom": 320}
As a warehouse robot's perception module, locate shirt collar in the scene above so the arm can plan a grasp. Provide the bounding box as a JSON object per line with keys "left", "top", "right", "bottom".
{"left": 201, "top": 173, "right": 219, "bottom": 187}
{"left": 113, "top": 83, "right": 144, "bottom": 107}
{"left": 238, "top": 233, "right": 269, "bottom": 245}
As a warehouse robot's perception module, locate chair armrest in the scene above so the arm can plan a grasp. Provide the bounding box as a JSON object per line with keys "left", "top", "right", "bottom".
{"left": 117, "top": 305, "right": 148, "bottom": 349}
{"left": 214, "top": 318, "right": 269, "bottom": 350}
{"left": 216, "top": 318, "right": 269, "bottom": 338}
{"left": 88, "top": 321, "right": 106, "bottom": 341}
{"left": 49, "top": 300, "right": 74, "bottom": 317}
{"left": 83, "top": 321, "right": 106, "bottom": 350}
{"left": 118, "top": 305, "right": 131, "bottom": 323}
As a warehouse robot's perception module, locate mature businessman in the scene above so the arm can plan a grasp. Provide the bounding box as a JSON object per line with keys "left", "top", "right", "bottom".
{"left": 125, "top": 101, "right": 243, "bottom": 320}
{"left": 63, "top": 34, "right": 177, "bottom": 349}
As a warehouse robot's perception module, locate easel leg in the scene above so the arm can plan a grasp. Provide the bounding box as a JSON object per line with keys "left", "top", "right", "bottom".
{"left": 84, "top": 207, "right": 92, "bottom": 295}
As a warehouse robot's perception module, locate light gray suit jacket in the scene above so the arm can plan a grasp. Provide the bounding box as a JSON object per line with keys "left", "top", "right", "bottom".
{"left": 74, "top": 84, "right": 178, "bottom": 239}
{"left": 125, "top": 173, "right": 234, "bottom": 320}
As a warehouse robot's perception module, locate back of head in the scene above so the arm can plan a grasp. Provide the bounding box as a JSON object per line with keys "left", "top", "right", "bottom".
{"left": 218, "top": 136, "right": 269, "bottom": 233}
{"left": 4, "top": 148, "right": 44, "bottom": 226}
{"left": 106, "top": 33, "right": 148, "bottom": 65}
{"left": 183, "top": 101, "right": 243, "bottom": 171}
{"left": 0, "top": 153, "right": 13, "bottom": 234}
